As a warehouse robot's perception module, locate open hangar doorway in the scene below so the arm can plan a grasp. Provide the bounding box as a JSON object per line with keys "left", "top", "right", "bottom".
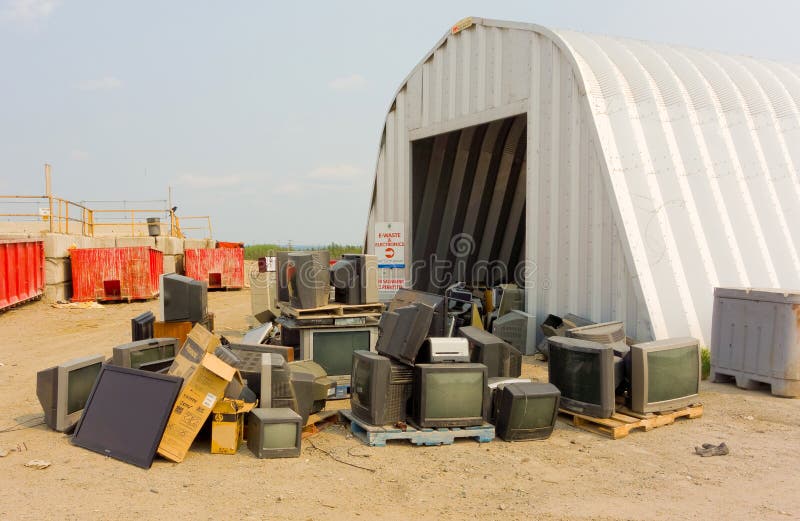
{"left": 410, "top": 114, "right": 527, "bottom": 294}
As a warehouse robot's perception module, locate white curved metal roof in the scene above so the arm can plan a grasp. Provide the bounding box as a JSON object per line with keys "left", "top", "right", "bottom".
{"left": 367, "top": 18, "right": 800, "bottom": 344}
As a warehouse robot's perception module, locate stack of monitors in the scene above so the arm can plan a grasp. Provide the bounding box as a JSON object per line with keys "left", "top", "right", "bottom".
{"left": 228, "top": 344, "right": 296, "bottom": 407}
{"left": 37, "top": 354, "right": 105, "bottom": 432}
{"left": 350, "top": 351, "right": 414, "bottom": 425}
{"left": 131, "top": 311, "right": 155, "bottom": 341}
{"left": 547, "top": 337, "right": 617, "bottom": 419}
{"left": 458, "top": 326, "right": 522, "bottom": 378}
{"left": 246, "top": 408, "right": 303, "bottom": 459}
{"left": 111, "top": 338, "right": 178, "bottom": 373}
{"left": 493, "top": 382, "right": 560, "bottom": 441}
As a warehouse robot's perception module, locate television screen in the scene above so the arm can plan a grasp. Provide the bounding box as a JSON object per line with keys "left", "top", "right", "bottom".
{"left": 312, "top": 330, "right": 370, "bottom": 377}
{"left": 160, "top": 273, "right": 207, "bottom": 323}
{"left": 630, "top": 337, "right": 700, "bottom": 413}
{"left": 548, "top": 337, "right": 616, "bottom": 418}
{"left": 247, "top": 408, "right": 302, "bottom": 458}
{"left": 508, "top": 395, "right": 556, "bottom": 429}
{"left": 111, "top": 338, "right": 178, "bottom": 370}
{"left": 37, "top": 354, "right": 105, "bottom": 432}
{"left": 412, "top": 363, "right": 487, "bottom": 428}
{"left": 66, "top": 364, "right": 102, "bottom": 415}
{"left": 262, "top": 423, "right": 298, "bottom": 449}
{"left": 71, "top": 365, "right": 182, "bottom": 469}
{"left": 494, "top": 382, "right": 560, "bottom": 441}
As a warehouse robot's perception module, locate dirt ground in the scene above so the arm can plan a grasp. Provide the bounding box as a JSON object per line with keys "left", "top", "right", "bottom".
{"left": 1, "top": 290, "right": 799, "bottom": 521}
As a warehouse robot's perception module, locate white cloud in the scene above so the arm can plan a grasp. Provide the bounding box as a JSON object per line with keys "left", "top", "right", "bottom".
{"left": 0, "top": 0, "right": 60, "bottom": 22}
{"left": 70, "top": 149, "right": 89, "bottom": 161}
{"left": 76, "top": 76, "right": 123, "bottom": 92}
{"left": 328, "top": 73, "right": 366, "bottom": 91}
{"left": 178, "top": 174, "right": 242, "bottom": 189}
{"left": 308, "top": 164, "right": 363, "bottom": 180}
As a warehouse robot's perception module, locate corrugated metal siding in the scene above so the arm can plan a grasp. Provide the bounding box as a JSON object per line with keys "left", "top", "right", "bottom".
{"left": 366, "top": 18, "right": 800, "bottom": 345}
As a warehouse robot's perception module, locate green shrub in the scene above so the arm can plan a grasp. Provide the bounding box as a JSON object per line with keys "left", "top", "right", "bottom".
{"left": 244, "top": 242, "right": 362, "bottom": 261}
{"left": 700, "top": 347, "right": 711, "bottom": 380}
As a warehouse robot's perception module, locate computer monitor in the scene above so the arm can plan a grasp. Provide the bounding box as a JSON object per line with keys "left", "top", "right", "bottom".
{"left": 375, "top": 303, "right": 434, "bottom": 365}
{"left": 485, "top": 377, "right": 532, "bottom": 423}
{"left": 493, "top": 382, "right": 561, "bottom": 441}
{"left": 276, "top": 251, "right": 291, "bottom": 304}
{"left": 288, "top": 360, "right": 336, "bottom": 415}
{"left": 350, "top": 351, "right": 414, "bottom": 425}
{"left": 496, "top": 284, "right": 524, "bottom": 317}
{"left": 388, "top": 289, "right": 446, "bottom": 337}
{"left": 131, "top": 311, "right": 155, "bottom": 341}
{"left": 71, "top": 365, "right": 182, "bottom": 468}
{"left": 458, "top": 326, "right": 522, "bottom": 378}
{"left": 111, "top": 338, "right": 178, "bottom": 371}
{"left": 259, "top": 353, "right": 298, "bottom": 410}
{"left": 160, "top": 273, "right": 208, "bottom": 323}
{"left": 227, "top": 344, "right": 295, "bottom": 401}
{"left": 287, "top": 251, "right": 330, "bottom": 309}
{"left": 567, "top": 321, "right": 629, "bottom": 356}
{"left": 304, "top": 327, "right": 376, "bottom": 380}
{"left": 411, "top": 363, "right": 488, "bottom": 428}
{"left": 547, "top": 337, "right": 616, "bottom": 419}
{"left": 36, "top": 354, "right": 105, "bottom": 432}
{"left": 492, "top": 310, "right": 537, "bottom": 355}
{"left": 330, "top": 254, "right": 378, "bottom": 305}
{"left": 629, "top": 337, "right": 701, "bottom": 413}
{"left": 246, "top": 408, "right": 302, "bottom": 459}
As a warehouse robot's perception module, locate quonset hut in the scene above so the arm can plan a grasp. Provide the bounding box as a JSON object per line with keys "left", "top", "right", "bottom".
{"left": 364, "top": 17, "right": 800, "bottom": 348}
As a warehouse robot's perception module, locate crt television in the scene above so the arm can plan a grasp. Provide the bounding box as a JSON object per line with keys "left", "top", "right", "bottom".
{"left": 330, "top": 254, "right": 378, "bottom": 305}
{"left": 375, "top": 303, "right": 434, "bottom": 365}
{"left": 160, "top": 273, "right": 208, "bottom": 323}
{"left": 131, "top": 311, "right": 155, "bottom": 341}
{"left": 111, "top": 338, "right": 178, "bottom": 371}
{"left": 629, "top": 337, "right": 701, "bottom": 413}
{"left": 288, "top": 360, "right": 336, "bottom": 419}
{"left": 492, "top": 310, "right": 537, "bottom": 355}
{"left": 411, "top": 363, "right": 488, "bottom": 428}
{"left": 567, "top": 321, "right": 629, "bottom": 356}
{"left": 548, "top": 336, "right": 616, "bottom": 419}
{"left": 388, "top": 289, "right": 446, "bottom": 337}
{"left": 71, "top": 365, "right": 182, "bottom": 469}
{"left": 287, "top": 251, "right": 330, "bottom": 309}
{"left": 350, "top": 350, "right": 414, "bottom": 425}
{"left": 247, "top": 408, "right": 302, "bottom": 459}
{"left": 493, "top": 382, "right": 561, "bottom": 441}
{"left": 276, "top": 251, "right": 291, "bottom": 304}
{"left": 37, "top": 354, "right": 105, "bottom": 432}
{"left": 294, "top": 326, "right": 378, "bottom": 382}
{"left": 458, "top": 326, "right": 522, "bottom": 378}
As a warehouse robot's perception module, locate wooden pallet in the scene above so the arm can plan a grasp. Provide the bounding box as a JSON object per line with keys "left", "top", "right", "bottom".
{"left": 558, "top": 404, "right": 703, "bottom": 440}
{"left": 339, "top": 409, "right": 494, "bottom": 447}
{"left": 301, "top": 410, "right": 340, "bottom": 439}
{"left": 278, "top": 301, "right": 384, "bottom": 320}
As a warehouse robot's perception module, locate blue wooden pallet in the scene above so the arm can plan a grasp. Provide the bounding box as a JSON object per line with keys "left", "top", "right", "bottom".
{"left": 339, "top": 409, "right": 494, "bottom": 447}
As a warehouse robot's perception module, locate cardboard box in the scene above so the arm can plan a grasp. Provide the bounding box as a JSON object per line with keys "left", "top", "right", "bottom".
{"left": 167, "top": 324, "right": 222, "bottom": 379}
{"left": 158, "top": 353, "right": 235, "bottom": 463}
{"left": 154, "top": 320, "right": 193, "bottom": 346}
{"left": 211, "top": 398, "right": 256, "bottom": 454}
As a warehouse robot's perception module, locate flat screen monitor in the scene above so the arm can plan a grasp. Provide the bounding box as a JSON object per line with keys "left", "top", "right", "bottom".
{"left": 458, "top": 326, "right": 522, "bottom": 378}
{"left": 567, "top": 321, "right": 629, "bottom": 356}
{"left": 629, "top": 337, "right": 701, "bottom": 413}
{"left": 412, "top": 363, "right": 488, "bottom": 428}
{"left": 71, "top": 365, "right": 182, "bottom": 468}
{"left": 160, "top": 273, "right": 208, "bottom": 323}
{"left": 493, "top": 382, "right": 561, "bottom": 441}
{"left": 287, "top": 251, "right": 330, "bottom": 309}
{"left": 375, "top": 303, "right": 434, "bottom": 365}
{"left": 310, "top": 329, "right": 371, "bottom": 378}
{"left": 131, "top": 311, "right": 155, "bottom": 341}
{"left": 246, "top": 408, "right": 302, "bottom": 458}
{"left": 547, "top": 337, "right": 616, "bottom": 419}
{"left": 36, "top": 354, "right": 105, "bottom": 432}
{"left": 350, "top": 350, "right": 414, "bottom": 425}
{"left": 492, "top": 310, "right": 536, "bottom": 355}
{"left": 111, "top": 338, "right": 178, "bottom": 370}
{"left": 388, "top": 289, "right": 446, "bottom": 337}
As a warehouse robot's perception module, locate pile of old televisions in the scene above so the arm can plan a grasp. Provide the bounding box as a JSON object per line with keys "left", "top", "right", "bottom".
{"left": 348, "top": 289, "right": 562, "bottom": 442}
{"left": 542, "top": 315, "right": 702, "bottom": 419}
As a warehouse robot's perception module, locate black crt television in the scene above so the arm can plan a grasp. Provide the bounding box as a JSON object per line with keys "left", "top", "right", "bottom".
{"left": 629, "top": 337, "right": 701, "bottom": 413}
{"left": 111, "top": 338, "right": 178, "bottom": 371}
{"left": 287, "top": 251, "right": 330, "bottom": 309}
{"left": 350, "top": 350, "right": 414, "bottom": 425}
{"left": 547, "top": 337, "right": 616, "bottom": 419}
{"left": 71, "top": 365, "right": 182, "bottom": 469}
{"left": 330, "top": 255, "right": 362, "bottom": 305}
{"left": 458, "top": 326, "right": 522, "bottom": 378}
{"left": 388, "top": 289, "right": 446, "bottom": 337}
{"left": 36, "top": 354, "right": 105, "bottom": 432}
{"left": 131, "top": 311, "right": 155, "bottom": 341}
{"left": 493, "top": 382, "right": 561, "bottom": 441}
{"left": 246, "top": 407, "right": 302, "bottom": 459}
{"left": 411, "top": 363, "right": 488, "bottom": 428}
{"left": 375, "top": 303, "right": 434, "bottom": 365}
{"left": 288, "top": 360, "right": 336, "bottom": 424}
{"left": 276, "top": 251, "right": 291, "bottom": 304}
{"left": 160, "top": 273, "right": 208, "bottom": 323}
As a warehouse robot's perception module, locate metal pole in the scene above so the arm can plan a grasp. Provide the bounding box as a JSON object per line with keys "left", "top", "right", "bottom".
{"left": 45, "top": 164, "right": 53, "bottom": 233}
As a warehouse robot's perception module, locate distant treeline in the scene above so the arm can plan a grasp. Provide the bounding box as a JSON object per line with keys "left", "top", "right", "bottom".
{"left": 244, "top": 243, "right": 362, "bottom": 260}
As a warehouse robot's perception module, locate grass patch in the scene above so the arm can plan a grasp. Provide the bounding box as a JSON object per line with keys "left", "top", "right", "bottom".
{"left": 244, "top": 242, "right": 362, "bottom": 261}
{"left": 700, "top": 347, "right": 711, "bottom": 380}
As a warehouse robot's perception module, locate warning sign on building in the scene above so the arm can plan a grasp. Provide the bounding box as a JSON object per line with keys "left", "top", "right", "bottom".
{"left": 374, "top": 222, "right": 405, "bottom": 269}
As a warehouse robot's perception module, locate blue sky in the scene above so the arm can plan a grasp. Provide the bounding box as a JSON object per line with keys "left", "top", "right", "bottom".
{"left": 2, "top": 0, "right": 799, "bottom": 244}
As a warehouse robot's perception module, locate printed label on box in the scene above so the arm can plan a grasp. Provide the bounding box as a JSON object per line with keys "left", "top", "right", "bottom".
{"left": 202, "top": 393, "right": 217, "bottom": 409}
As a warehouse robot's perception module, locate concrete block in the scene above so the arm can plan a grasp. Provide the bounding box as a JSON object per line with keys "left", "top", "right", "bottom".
{"left": 44, "top": 282, "right": 72, "bottom": 303}
{"left": 183, "top": 238, "right": 207, "bottom": 250}
{"left": 162, "top": 254, "right": 184, "bottom": 274}
{"left": 205, "top": 239, "right": 216, "bottom": 249}
{"left": 116, "top": 236, "right": 156, "bottom": 248}
{"left": 155, "top": 236, "right": 184, "bottom": 255}
{"left": 86, "top": 236, "right": 116, "bottom": 249}
{"left": 45, "top": 257, "right": 71, "bottom": 284}
{"left": 44, "top": 233, "right": 85, "bottom": 258}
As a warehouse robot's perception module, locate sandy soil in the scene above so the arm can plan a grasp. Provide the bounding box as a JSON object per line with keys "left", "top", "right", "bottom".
{"left": 1, "top": 290, "right": 799, "bottom": 521}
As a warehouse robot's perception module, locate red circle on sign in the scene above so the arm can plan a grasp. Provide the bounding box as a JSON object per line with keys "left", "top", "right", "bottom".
{"left": 385, "top": 247, "right": 395, "bottom": 259}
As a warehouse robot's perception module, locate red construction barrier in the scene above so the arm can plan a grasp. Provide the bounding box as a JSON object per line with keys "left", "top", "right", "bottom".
{"left": 70, "top": 247, "right": 163, "bottom": 302}
{"left": 0, "top": 239, "right": 45, "bottom": 311}
{"left": 184, "top": 248, "right": 244, "bottom": 289}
